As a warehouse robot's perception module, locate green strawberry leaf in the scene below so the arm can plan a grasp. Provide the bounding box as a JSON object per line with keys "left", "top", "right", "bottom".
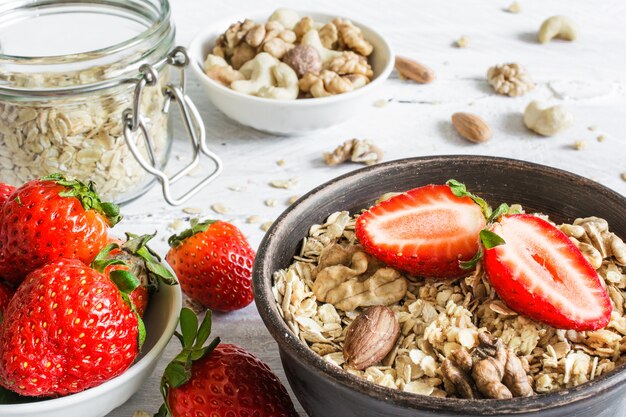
{"left": 459, "top": 246, "right": 483, "bottom": 271}
{"left": 123, "top": 233, "right": 178, "bottom": 288}
{"left": 109, "top": 269, "right": 141, "bottom": 295}
{"left": 157, "top": 308, "right": 221, "bottom": 417}
{"left": 180, "top": 308, "right": 198, "bottom": 349}
{"left": 487, "top": 203, "right": 510, "bottom": 224}
{"left": 194, "top": 310, "right": 213, "bottom": 349}
{"left": 480, "top": 229, "right": 506, "bottom": 249}
{"left": 167, "top": 218, "right": 217, "bottom": 248}
{"left": 43, "top": 173, "right": 122, "bottom": 226}
{"left": 446, "top": 179, "right": 493, "bottom": 219}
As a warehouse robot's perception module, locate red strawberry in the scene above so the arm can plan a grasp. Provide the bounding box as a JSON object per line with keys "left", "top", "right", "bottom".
{"left": 0, "top": 183, "right": 15, "bottom": 207}
{"left": 166, "top": 220, "right": 255, "bottom": 312}
{"left": 0, "top": 258, "right": 143, "bottom": 397}
{"left": 0, "top": 281, "right": 14, "bottom": 317}
{"left": 356, "top": 183, "right": 487, "bottom": 278}
{"left": 95, "top": 233, "right": 177, "bottom": 317}
{"left": 156, "top": 308, "right": 298, "bottom": 417}
{"left": 0, "top": 174, "right": 121, "bottom": 285}
{"left": 483, "top": 214, "right": 611, "bottom": 331}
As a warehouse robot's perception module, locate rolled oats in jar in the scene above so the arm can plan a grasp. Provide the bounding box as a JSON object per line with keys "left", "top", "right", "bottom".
{"left": 0, "top": 0, "right": 221, "bottom": 204}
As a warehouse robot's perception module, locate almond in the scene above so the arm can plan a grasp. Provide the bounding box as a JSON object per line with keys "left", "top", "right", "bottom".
{"left": 451, "top": 112, "right": 493, "bottom": 143}
{"left": 395, "top": 56, "right": 436, "bottom": 84}
{"left": 343, "top": 305, "right": 400, "bottom": 370}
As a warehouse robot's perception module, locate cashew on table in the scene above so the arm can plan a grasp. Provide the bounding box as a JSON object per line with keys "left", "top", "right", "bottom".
{"left": 311, "top": 243, "right": 408, "bottom": 311}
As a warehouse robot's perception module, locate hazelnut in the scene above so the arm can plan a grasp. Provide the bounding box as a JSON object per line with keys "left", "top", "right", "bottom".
{"left": 282, "top": 44, "right": 322, "bottom": 78}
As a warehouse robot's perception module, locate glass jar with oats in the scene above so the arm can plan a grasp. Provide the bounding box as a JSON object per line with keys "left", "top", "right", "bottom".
{"left": 0, "top": 0, "right": 221, "bottom": 205}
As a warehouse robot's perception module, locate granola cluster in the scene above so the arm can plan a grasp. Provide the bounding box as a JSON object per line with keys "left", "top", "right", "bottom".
{"left": 272, "top": 210, "right": 626, "bottom": 398}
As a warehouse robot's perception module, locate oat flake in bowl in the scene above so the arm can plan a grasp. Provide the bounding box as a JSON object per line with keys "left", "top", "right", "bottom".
{"left": 253, "top": 156, "right": 626, "bottom": 417}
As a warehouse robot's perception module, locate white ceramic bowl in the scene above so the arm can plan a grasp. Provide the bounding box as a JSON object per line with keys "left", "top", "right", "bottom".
{"left": 0, "top": 283, "right": 182, "bottom": 417}
{"left": 188, "top": 11, "right": 394, "bottom": 135}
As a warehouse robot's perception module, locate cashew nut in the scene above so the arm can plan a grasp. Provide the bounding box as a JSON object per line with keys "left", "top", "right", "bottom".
{"left": 301, "top": 29, "right": 343, "bottom": 65}
{"left": 268, "top": 8, "right": 300, "bottom": 30}
{"left": 523, "top": 101, "right": 573, "bottom": 136}
{"left": 230, "top": 52, "right": 299, "bottom": 100}
{"left": 538, "top": 16, "right": 578, "bottom": 44}
{"left": 203, "top": 54, "right": 244, "bottom": 86}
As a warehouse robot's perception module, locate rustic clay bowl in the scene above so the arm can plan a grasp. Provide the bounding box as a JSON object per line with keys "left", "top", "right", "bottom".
{"left": 253, "top": 155, "right": 626, "bottom": 417}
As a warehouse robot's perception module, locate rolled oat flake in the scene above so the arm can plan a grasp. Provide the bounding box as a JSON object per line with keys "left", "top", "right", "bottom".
{"left": 0, "top": 0, "right": 221, "bottom": 205}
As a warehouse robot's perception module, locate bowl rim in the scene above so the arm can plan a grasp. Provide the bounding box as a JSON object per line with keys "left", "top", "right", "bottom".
{"left": 188, "top": 9, "right": 395, "bottom": 106}
{"left": 0, "top": 283, "right": 182, "bottom": 412}
{"left": 253, "top": 155, "right": 626, "bottom": 415}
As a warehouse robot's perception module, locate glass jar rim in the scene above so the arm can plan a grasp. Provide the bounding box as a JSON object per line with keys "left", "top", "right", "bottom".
{"left": 0, "top": 0, "right": 175, "bottom": 95}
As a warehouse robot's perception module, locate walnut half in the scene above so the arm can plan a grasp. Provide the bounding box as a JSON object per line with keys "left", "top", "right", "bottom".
{"left": 311, "top": 244, "right": 408, "bottom": 311}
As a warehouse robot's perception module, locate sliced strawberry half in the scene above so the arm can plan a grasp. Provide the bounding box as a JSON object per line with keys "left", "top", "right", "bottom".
{"left": 483, "top": 214, "right": 611, "bottom": 331}
{"left": 355, "top": 184, "right": 487, "bottom": 278}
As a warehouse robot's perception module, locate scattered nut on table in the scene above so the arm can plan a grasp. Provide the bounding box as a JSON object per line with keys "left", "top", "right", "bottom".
{"left": 538, "top": 16, "right": 578, "bottom": 44}
{"left": 395, "top": 56, "right": 436, "bottom": 84}
{"left": 455, "top": 36, "right": 470, "bottom": 48}
{"left": 207, "top": 10, "right": 375, "bottom": 100}
{"left": 506, "top": 1, "right": 521, "bottom": 13}
{"left": 451, "top": 112, "right": 493, "bottom": 143}
{"left": 323, "top": 138, "right": 384, "bottom": 166}
{"left": 523, "top": 101, "right": 573, "bottom": 136}
{"left": 486, "top": 63, "right": 534, "bottom": 97}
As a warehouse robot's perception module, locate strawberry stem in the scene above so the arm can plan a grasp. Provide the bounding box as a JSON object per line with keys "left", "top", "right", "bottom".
{"left": 167, "top": 218, "right": 217, "bottom": 248}
{"left": 43, "top": 173, "right": 122, "bottom": 226}
{"left": 446, "top": 179, "right": 493, "bottom": 219}
{"left": 156, "top": 308, "right": 220, "bottom": 417}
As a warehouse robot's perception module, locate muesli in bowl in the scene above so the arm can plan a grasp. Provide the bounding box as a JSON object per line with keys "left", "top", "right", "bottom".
{"left": 272, "top": 180, "right": 626, "bottom": 400}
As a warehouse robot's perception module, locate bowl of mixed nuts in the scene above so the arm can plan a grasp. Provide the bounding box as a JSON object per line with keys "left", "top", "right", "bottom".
{"left": 188, "top": 9, "right": 394, "bottom": 135}
{"left": 253, "top": 155, "right": 626, "bottom": 417}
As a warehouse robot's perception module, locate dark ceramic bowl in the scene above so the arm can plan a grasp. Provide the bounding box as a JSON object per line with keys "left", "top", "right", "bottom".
{"left": 253, "top": 155, "right": 626, "bottom": 417}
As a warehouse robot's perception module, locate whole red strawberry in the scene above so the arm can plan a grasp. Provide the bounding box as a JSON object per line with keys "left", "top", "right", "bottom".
{"left": 0, "top": 281, "right": 14, "bottom": 317}
{"left": 0, "top": 174, "right": 121, "bottom": 285}
{"left": 166, "top": 219, "right": 255, "bottom": 312}
{"left": 0, "top": 183, "right": 15, "bottom": 207}
{"left": 95, "top": 233, "right": 178, "bottom": 317}
{"left": 0, "top": 258, "right": 142, "bottom": 396}
{"left": 156, "top": 308, "right": 298, "bottom": 417}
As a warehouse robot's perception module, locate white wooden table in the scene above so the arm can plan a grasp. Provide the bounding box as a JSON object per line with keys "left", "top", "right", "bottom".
{"left": 110, "top": 0, "right": 626, "bottom": 415}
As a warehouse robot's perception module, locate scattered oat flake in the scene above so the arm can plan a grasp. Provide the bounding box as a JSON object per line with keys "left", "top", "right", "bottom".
{"left": 276, "top": 159, "right": 286, "bottom": 167}
{"left": 270, "top": 178, "right": 299, "bottom": 189}
{"left": 265, "top": 199, "right": 278, "bottom": 207}
{"left": 182, "top": 207, "right": 202, "bottom": 215}
{"left": 374, "top": 99, "right": 389, "bottom": 108}
{"left": 597, "top": 134, "right": 606, "bottom": 143}
{"left": 573, "top": 140, "right": 587, "bottom": 151}
{"left": 288, "top": 195, "right": 301, "bottom": 205}
{"left": 246, "top": 215, "right": 262, "bottom": 224}
{"left": 588, "top": 125, "right": 598, "bottom": 132}
{"left": 261, "top": 221, "right": 273, "bottom": 232}
{"left": 211, "top": 203, "right": 229, "bottom": 214}
{"left": 228, "top": 185, "right": 246, "bottom": 192}
{"left": 455, "top": 36, "right": 469, "bottom": 48}
{"left": 169, "top": 218, "right": 185, "bottom": 231}
{"left": 133, "top": 412, "right": 150, "bottom": 417}
{"left": 507, "top": 1, "right": 521, "bottom": 13}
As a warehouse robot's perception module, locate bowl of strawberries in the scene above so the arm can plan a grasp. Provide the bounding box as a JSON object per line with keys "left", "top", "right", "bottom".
{"left": 0, "top": 175, "right": 182, "bottom": 417}
{"left": 253, "top": 155, "right": 626, "bottom": 417}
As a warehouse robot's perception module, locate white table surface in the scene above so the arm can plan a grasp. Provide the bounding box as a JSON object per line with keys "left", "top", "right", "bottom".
{"left": 110, "top": 0, "right": 626, "bottom": 415}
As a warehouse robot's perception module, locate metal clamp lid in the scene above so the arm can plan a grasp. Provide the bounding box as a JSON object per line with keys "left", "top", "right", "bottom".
{"left": 123, "top": 46, "right": 222, "bottom": 206}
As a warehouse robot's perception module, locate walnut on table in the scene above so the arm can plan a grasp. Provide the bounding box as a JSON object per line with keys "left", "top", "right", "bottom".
{"left": 323, "top": 138, "right": 383, "bottom": 166}
{"left": 486, "top": 63, "right": 534, "bottom": 97}
{"left": 311, "top": 243, "right": 408, "bottom": 311}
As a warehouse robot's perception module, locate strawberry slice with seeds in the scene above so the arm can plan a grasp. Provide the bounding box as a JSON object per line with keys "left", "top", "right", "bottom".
{"left": 356, "top": 184, "right": 487, "bottom": 278}
{"left": 483, "top": 214, "right": 611, "bottom": 331}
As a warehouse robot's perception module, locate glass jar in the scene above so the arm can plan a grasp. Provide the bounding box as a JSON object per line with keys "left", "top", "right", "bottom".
{"left": 0, "top": 0, "right": 221, "bottom": 205}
